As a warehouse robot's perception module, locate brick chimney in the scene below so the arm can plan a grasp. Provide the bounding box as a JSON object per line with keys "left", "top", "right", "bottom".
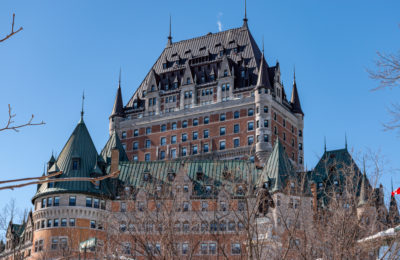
{"left": 110, "top": 148, "right": 120, "bottom": 178}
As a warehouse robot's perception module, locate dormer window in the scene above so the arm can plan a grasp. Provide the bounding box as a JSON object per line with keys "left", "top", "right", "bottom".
{"left": 133, "top": 102, "right": 138, "bottom": 108}
{"left": 186, "top": 77, "right": 191, "bottom": 84}
{"left": 143, "top": 173, "right": 150, "bottom": 182}
{"left": 72, "top": 159, "right": 79, "bottom": 170}
{"left": 142, "top": 90, "right": 147, "bottom": 97}
{"left": 205, "top": 185, "right": 212, "bottom": 193}
{"left": 237, "top": 185, "right": 244, "bottom": 195}
{"left": 196, "top": 171, "right": 203, "bottom": 181}
{"left": 163, "top": 63, "right": 167, "bottom": 69}
{"left": 168, "top": 172, "right": 175, "bottom": 182}
{"left": 210, "top": 74, "right": 215, "bottom": 81}
{"left": 151, "top": 85, "right": 156, "bottom": 92}
{"left": 173, "top": 82, "right": 178, "bottom": 89}
{"left": 224, "top": 70, "right": 228, "bottom": 77}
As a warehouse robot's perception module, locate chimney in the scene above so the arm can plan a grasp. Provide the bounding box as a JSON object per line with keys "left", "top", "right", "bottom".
{"left": 311, "top": 182, "right": 318, "bottom": 212}
{"left": 110, "top": 148, "right": 120, "bottom": 177}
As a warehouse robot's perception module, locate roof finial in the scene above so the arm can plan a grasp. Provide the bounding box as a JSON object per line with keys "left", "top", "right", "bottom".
{"left": 363, "top": 156, "right": 366, "bottom": 175}
{"left": 80, "top": 91, "right": 85, "bottom": 120}
{"left": 345, "top": 132, "right": 348, "bottom": 150}
{"left": 243, "top": 0, "right": 248, "bottom": 27}
{"left": 119, "top": 67, "right": 122, "bottom": 88}
{"left": 293, "top": 66, "right": 296, "bottom": 84}
{"left": 262, "top": 35, "right": 264, "bottom": 54}
{"left": 167, "top": 14, "right": 172, "bottom": 46}
{"left": 324, "top": 136, "right": 327, "bottom": 153}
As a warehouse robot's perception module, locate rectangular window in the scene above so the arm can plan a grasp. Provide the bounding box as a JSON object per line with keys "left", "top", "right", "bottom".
{"left": 264, "top": 134, "right": 269, "bottom": 142}
{"left": 182, "top": 120, "right": 188, "bottom": 128}
{"left": 171, "top": 149, "right": 177, "bottom": 159}
{"left": 234, "top": 138, "right": 240, "bottom": 148}
{"left": 145, "top": 153, "right": 150, "bottom": 161}
{"left": 121, "top": 202, "right": 126, "bottom": 212}
{"left": 172, "top": 122, "right": 177, "bottom": 130}
{"left": 160, "top": 150, "right": 165, "bottom": 160}
{"left": 145, "top": 139, "right": 151, "bottom": 148}
{"left": 69, "top": 218, "right": 75, "bottom": 227}
{"left": 51, "top": 238, "right": 58, "bottom": 250}
{"left": 203, "top": 143, "right": 209, "bottom": 153}
{"left": 183, "top": 202, "right": 189, "bottom": 212}
{"left": 248, "top": 121, "right": 254, "bottom": 131}
{"left": 264, "top": 106, "right": 268, "bottom": 113}
{"left": 41, "top": 198, "right": 46, "bottom": 208}
{"left": 234, "top": 124, "right": 240, "bottom": 133}
{"left": 133, "top": 142, "right": 138, "bottom": 150}
{"left": 232, "top": 243, "right": 241, "bottom": 254}
{"left": 47, "top": 219, "right": 52, "bottom": 228}
{"left": 209, "top": 243, "right": 217, "bottom": 254}
{"left": 134, "top": 129, "right": 139, "bottom": 136}
{"left": 61, "top": 218, "right": 67, "bottom": 227}
{"left": 204, "top": 117, "right": 209, "bottom": 124}
{"left": 220, "top": 127, "right": 226, "bottom": 136}
{"left": 201, "top": 243, "right": 208, "bottom": 254}
{"left": 248, "top": 109, "right": 254, "bottom": 116}
{"left": 171, "top": 135, "right": 177, "bottom": 144}
{"left": 47, "top": 197, "right": 52, "bottom": 207}
{"left": 219, "top": 140, "right": 226, "bottom": 150}
{"left": 72, "top": 159, "right": 79, "bottom": 170}
{"left": 193, "top": 118, "right": 198, "bottom": 126}
{"left": 182, "top": 243, "right": 189, "bottom": 255}
{"left": 203, "top": 129, "right": 209, "bottom": 138}
{"left": 182, "top": 147, "right": 187, "bottom": 156}
{"left": 53, "top": 219, "right": 59, "bottom": 227}
{"left": 146, "top": 127, "right": 151, "bottom": 134}
{"left": 193, "top": 145, "right": 198, "bottom": 155}
{"left": 93, "top": 198, "right": 99, "bottom": 208}
{"left": 54, "top": 196, "right": 59, "bottom": 206}
{"left": 220, "top": 113, "right": 226, "bottom": 121}
{"left": 192, "top": 131, "right": 198, "bottom": 140}
{"left": 182, "top": 133, "right": 188, "bottom": 142}
{"left": 90, "top": 220, "right": 96, "bottom": 229}
{"left": 264, "top": 120, "right": 268, "bottom": 128}
{"left": 248, "top": 136, "right": 254, "bottom": 145}
{"left": 234, "top": 111, "right": 240, "bottom": 118}
{"left": 160, "top": 137, "right": 166, "bottom": 146}
{"left": 69, "top": 196, "right": 76, "bottom": 206}
{"left": 86, "top": 197, "right": 93, "bottom": 207}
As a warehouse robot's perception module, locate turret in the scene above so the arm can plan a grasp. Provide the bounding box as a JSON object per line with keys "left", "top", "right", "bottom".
{"left": 109, "top": 70, "right": 124, "bottom": 135}
{"left": 388, "top": 184, "right": 400, "bottom": 227}
{"left": 255, "top": 45, "right": 272, "bottom": 164}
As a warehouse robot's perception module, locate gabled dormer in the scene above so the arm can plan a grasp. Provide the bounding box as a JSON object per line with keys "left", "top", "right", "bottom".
{"left": 218, "top": 55, "right": 232, "bottom": 78}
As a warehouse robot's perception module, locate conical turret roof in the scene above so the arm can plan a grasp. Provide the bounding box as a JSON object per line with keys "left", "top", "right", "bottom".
{"left": 290, "top": 77, "right": 303, "bottom": 115}
{"left": 358, "top": 171, "right": 369, "bottom": 207}
{"left": 111, "top": 84, "right": 124, "bottom": 117}
{"left": 260, "top": 138, "right": 295, "bottom": 192}
{"left": 388, "top": 191, "right": 400, "bottom": 226}
{"left": 33, "top": 118, "right": 112, "bottom": 200}
{"left": 101, "top": 129, "right": 129, "bottom": 164}
{"left": 256, "top": 51, "right": 271, "bottom": 89}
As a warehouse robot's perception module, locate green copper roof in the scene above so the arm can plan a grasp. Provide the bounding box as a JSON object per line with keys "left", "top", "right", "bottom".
{"left": 33, "top": 119, "right": 112, "bottom": 201}
{"left": 101, "top": 130, "right": 128, "bottom": 164}
{"left": 260, "top": 139, "right": 296, "bottom": 192}
{"left": 116, "top": 160, "right": 259, "bottom": 197}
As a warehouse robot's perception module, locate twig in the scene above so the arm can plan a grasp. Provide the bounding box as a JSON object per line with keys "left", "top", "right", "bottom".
{"left": 0, "top": 13, "right": 23, "bottom": 43}
{"left": 0, "top": 170, "right": 120, "bottom": 191}
{"left": 0, "top": 104, "right": 45, "bottom": 132}
{"left": 0, "top": 171, "right": 62, "bottom": 185}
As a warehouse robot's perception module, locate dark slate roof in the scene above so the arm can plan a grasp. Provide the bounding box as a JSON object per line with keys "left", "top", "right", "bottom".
{"left": 260, "top": 139, "right": 296, "bottom": 193}
{"left": 290, "top": 79, "right": 303, "bottom": 115}
{"left": 33, "top": 118, "right": 113, "bottom": 201}
{"left": 126, "top": 26, "right": 263, "bottom": 108}
{"left": 388, "top": 194, "right": 400, "bottom": 225}
{"left": 116, "top": 160, "right": 259, "bottom": 197}
{"left": 256, "top": 51, "right": 271, "bottom": 89}
{"left": 111, "top": 84, "right": 124, "bottom": 117}
{"left": 11, "top": 224, "right": 24, "bottom": 237}
{"left": 101, "top": 130, "right": 129, "bottom": 164}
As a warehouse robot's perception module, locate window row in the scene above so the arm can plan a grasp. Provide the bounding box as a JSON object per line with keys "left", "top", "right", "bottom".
{"left": 124, "top": 108, "right": 255, "bottom": 138}
{"left": 35, "top": 218, "right": 75, "bottom": 230}
{"left": 38, "top": 196, "right": 60, "bottom": 209}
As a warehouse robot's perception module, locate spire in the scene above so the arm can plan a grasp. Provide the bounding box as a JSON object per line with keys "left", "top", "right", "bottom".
{"left": 324, "top": 136, "right": 327, "bottom": 153}
{"left": 256, "top": 39, "right": 270, "bottom": 89}
{"left": 389, "top": 178, "right": 400, "bottom": 226}
{"left": 80, "top": 91, "right": 85, "bottom": 122}
{"left": 345, "top": 133, "right": 348, "bottom": 150}
{"left": 290, "top": 69, "right": 304, "bottom": 115}
{"left": 111, "top": 70, "right": 124, "bottom": 117}
{"left": 167, "top": 15, "right": 173, "bottom": 46}
{"left": 358, "top": 161, "right": 368, "bottom": 207}
{"left": 243, "top": 0, "right": 248, "bottom": 27}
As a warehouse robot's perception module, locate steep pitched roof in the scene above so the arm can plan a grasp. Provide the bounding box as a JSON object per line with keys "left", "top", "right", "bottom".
{"left": 260, "top": 139, "right": 296, "bottom": 192}
{"left": 111, "top": 84, "right": 124, "bottom": 117}
{"left": 101, "top": 130, "right": 129, "bottom": 164}
{"left": 256, "top": 51, "right": 271, "bottom": 89}
{"left": 290, "top": 78, "right": 303, "bottom": 115}
{"left": 126, "top": 26, "right": 263, "bottom": 108}
{"left": 358, "top": 172, "right": 369, "bottom": 207}
{"left": 388, "top": 194, "right": 400, "bottom": 226}
{"left": 33, "top": 118, "right": 113, "bottom": 200}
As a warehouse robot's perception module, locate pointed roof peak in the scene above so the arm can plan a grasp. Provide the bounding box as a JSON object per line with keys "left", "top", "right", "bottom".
{"left": 167, "top": 14, "right": 173, "bottom": 46}
{"left": 111, "top": 70, "right": 124, "bottom": 117}
{"left": 243, "top": 0, "right": 248, "bottom": 27}
{"left": 290, "top": 72, "right": 303, "bottom": 115}
{"left": 80, "top": 92, "right": 85, "bottom": 123}
{"left": 256, "top": 41, "right": 270, "bottom": 89}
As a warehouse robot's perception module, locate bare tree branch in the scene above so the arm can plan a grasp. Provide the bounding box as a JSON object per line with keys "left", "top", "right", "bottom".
{"left": 0, "top": 14, "right": 23, "bottom": 43}
{"left": 0, "top": 104, "right": 45, "bottom": 132}
{"left": 368, "top": 51, "right": 400, "bottom": 91}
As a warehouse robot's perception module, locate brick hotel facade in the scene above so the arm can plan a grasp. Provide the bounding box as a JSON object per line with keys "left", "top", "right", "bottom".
{"left": 1, "top": 10, "right": 399, "bottom": 260}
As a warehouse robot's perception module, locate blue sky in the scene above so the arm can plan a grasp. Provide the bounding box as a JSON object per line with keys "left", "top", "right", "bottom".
{"left": 0, "top": 0, "right": 399, "bottom": 214}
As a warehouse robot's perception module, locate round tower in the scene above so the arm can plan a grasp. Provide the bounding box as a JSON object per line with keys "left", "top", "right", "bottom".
{"left": 255, "top": 48, "right": 272, "bottom": 164}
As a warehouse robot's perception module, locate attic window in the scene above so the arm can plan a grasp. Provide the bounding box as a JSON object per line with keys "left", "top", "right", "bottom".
{"left": 199, "top": 46, "right": 206, "bottom": 52}
{"left": 151, "top": 85, "right": 156, "bottom": 92}
{"left": 171, "top": 52, "right": 178, "bottom": 58}
{"left": 72, "top": 159, "right": 79, "bottom": 170}
{"left": 215, "top": 43, "right": 222, "bottom": 48}
{"left": 184, "top": 49, "right": 191, "bottom": 55}
{"left": 196, "top": 171, "right": 203, "bottom": 181}
{"left": 228, "top": 40, "right": 235, "bottom": 45}
{"left": 133, "top": 102, "right": 138, "bottom": 109}
{"left": 168, "top": 172, "right": 175, "bottom": 182}
{"left": 205, "top": 185, "right": 212, "bottom": 193}
{"left": 143, "top": 173, "right": 151, "bottom": 182}
{"left": 237, "top": 185, "right": 244, "bottom": 195}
